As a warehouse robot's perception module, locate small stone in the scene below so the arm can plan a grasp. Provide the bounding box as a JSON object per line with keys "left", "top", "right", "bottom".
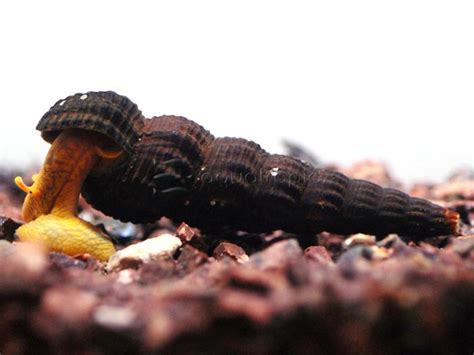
{"left": 247, "top": 239, "right": 303, "bottom": 271}
{"left": 176, "top": 222, "right": 196, "bottom": 242}
{"left": 377, "top": 234, "right": 407, "bottom": 250}
{"left": 371, "top": 245, "right": 390, "bottom": 260}
{"left": 0, "top": 216, "right": 21, "bottom": 242}
{"left": 338, "top": 245, "right": 373, "bottom": 266}
{"left": 106, "top": 234, "right": 182, "bottom": 272}
{"left": 176, "top": 222, "right": 207, "bottom": 252}
{"left": 304, "top": 246, "right": 334, "bottom": 266}
{"left": 448, "top": 235, "right": 474, "bottom": 257}
{"left": 213, "top": 242, "right": 249, "bottom": 264}
{"left": 316, "top": 232, "right": 345, "bottom": 258}
{"left": 107, "top": 221, "right": 144, "bottom": 242}
{"left": 177, "top": 245, "right": 208, "bottom": 275}
{"left": 94, "top": 305, "right": 136, "bottom": 329}
{"left": 48, "top": 252, "right": 102, "bottom": 271}
{"left": 343, "top": 233, "right": 376, "bottom": 248}
{"left": 100, "top": 218, "right": 144, "bottom": 244}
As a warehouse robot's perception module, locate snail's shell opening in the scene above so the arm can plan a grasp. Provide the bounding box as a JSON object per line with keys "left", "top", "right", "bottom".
{"left": 41, "top": 128, "right": 123, "bottom": 152}
{"left": 41, "top": 128, "right": 127, "bottom": 176}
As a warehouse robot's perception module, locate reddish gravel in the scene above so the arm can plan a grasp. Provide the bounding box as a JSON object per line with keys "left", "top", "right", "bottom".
{"left": 0, "top": 163, "right": 473, "bottom": 355}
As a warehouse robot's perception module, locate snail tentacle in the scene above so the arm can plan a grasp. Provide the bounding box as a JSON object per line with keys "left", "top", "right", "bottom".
{"left": 14, "top": 176, "right": 33, "bottom": 194}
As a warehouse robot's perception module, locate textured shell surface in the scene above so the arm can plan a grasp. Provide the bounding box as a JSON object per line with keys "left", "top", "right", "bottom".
{"left": 36, "top": 91, "right": 460, "bottom": 239}
{"left": 37, "top": 91, "right": 144, "bottom": 153}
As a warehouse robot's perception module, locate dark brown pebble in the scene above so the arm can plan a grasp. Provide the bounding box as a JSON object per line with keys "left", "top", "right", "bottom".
{"left": 176, "top": 222, "right": 196, "bottom": 242}
{"left": 0, "top": 216, "right": 22, "bottom": 242}
{"left": 213, "top": 242, "right": 249, "bottom": 264}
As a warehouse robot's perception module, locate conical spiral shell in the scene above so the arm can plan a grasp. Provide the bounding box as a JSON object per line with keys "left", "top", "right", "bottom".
{"left": 36, "top": 91, "right": 460, "bottom": 239}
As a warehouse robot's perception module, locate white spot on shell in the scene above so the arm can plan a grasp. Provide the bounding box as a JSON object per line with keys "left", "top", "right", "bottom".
{"left": 80, "top": 94, "right": 88, "bottom": 100}
{"left": 184, "top": 200, "right": 190, "bottom": 206}
{"left": 210, "top": 200, "right": 217, "bottom": 206}
{"left": 201, "top": 166, "right": 206, "bottom": 171}
{"left": 59, "top": 100, "right": 66, "bottom": 106}
{"left": 270, "top": 167, "right": 280, "bottom": 176}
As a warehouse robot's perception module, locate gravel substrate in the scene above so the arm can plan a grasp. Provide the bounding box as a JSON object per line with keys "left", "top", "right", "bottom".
{"left": 0, "top": 162, "right": 473, "bottom": 355}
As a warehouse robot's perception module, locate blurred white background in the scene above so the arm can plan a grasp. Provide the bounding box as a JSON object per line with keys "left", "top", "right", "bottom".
{"left": 0, "top": 1, "right": 472, "bottom": 183}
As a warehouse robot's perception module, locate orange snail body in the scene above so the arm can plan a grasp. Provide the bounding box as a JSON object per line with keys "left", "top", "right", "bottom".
{"left": 15, "top": 91, "right": 461, "bottom": 260}
{"left": 15, "top": 129, "right": 121, "bottom": 260}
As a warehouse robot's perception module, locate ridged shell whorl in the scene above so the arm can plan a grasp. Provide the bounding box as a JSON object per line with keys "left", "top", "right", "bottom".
{"left": 30, "top": 90, "right": 460, "bottom": 238}
{"left": 36, "top": 91, "right": 144, "bottom": 153}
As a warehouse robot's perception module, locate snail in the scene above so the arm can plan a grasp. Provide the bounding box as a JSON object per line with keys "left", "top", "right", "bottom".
{"left": 15, "top": 91, "right": 460, "bottom": 261}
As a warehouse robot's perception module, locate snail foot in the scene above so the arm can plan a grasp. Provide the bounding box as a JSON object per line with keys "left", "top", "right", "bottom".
{"left": 16, "top": 214, "right": 115, "bottom": 261}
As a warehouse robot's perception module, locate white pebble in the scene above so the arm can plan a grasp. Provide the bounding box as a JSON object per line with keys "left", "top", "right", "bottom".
{"left": 106, "top": 233, "right": 182, "bottom": 272}
{"left": 94, "top": 305, "right": 136, "bottom": 328}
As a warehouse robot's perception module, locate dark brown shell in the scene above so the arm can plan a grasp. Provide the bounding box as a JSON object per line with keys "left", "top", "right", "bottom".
{"left": 82, "top": 115, "right": 215, "bottom": 223}
{"left": 37, "top": 91, "right": 460, "bottom": 239}
{"left": 37, "top": 91, "right": 144, "bottom": 153}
